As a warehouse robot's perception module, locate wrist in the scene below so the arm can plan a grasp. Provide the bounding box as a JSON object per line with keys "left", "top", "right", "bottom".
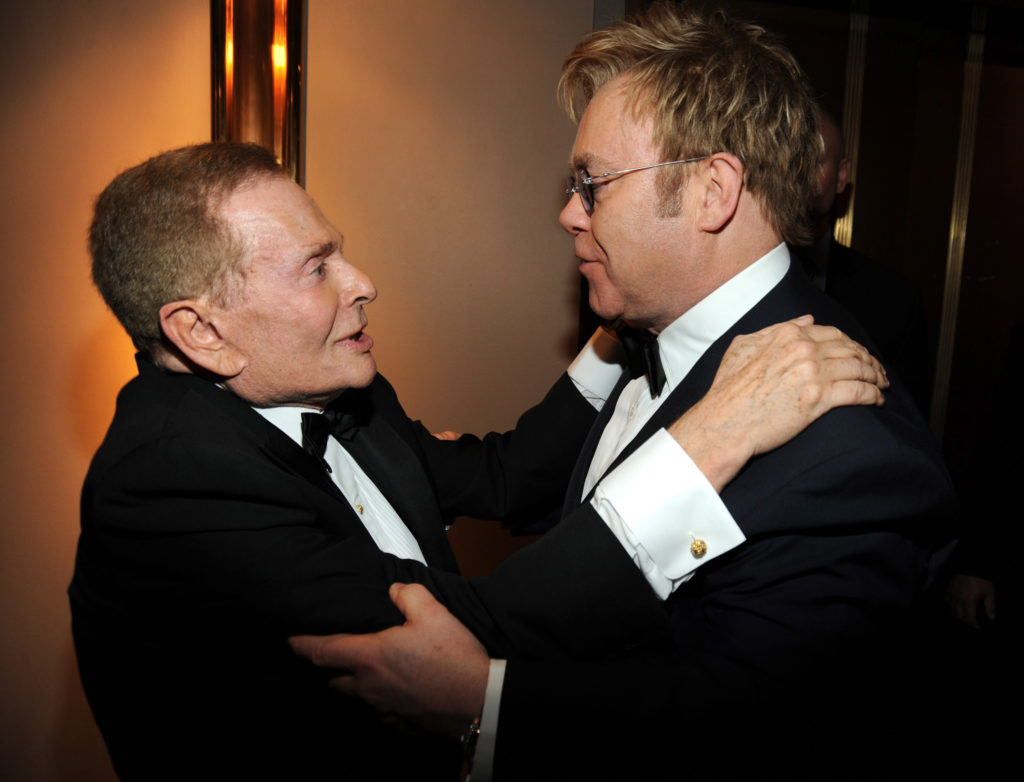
{"left": 668, "top": 411, "right": 750, "bottom": 493}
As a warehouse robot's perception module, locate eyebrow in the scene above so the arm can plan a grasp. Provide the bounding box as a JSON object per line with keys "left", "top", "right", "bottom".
{"left": 570, "top": 153, "right": 595, "bottom": 171}
{"left": 309, "top": 240, "right": 338, "bottom": 259}
{"left": 571, "top": 152, "right": 619, "bottom": 175}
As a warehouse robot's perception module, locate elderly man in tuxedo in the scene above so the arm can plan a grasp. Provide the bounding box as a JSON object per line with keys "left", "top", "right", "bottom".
{"left": 71, "top": 138, "right": 889, "bottom": 780}
{"left": 294, "top": 4, "right": 955, "bottom": 780}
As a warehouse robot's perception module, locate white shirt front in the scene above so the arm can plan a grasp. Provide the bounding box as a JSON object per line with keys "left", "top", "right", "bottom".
{"left": 586, "top": 242, "right": 791, "bottom": 597}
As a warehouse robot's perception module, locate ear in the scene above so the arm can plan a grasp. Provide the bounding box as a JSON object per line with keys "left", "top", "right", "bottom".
{"left": 159, "top": 299, "right": 247, "bottom": 378}
{"left": 836, "top": 156, "right": 851, "bottom": 195}
{"left": 695, "top": 153, "right": 743, "bottom": 233}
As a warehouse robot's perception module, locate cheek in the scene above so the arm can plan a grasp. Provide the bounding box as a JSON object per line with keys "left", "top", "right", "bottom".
{"left": 290, "top": 292, "right": 340, "bottom": 343}
{"left": 582, "top": 264, "right": 626, "bottom": 316}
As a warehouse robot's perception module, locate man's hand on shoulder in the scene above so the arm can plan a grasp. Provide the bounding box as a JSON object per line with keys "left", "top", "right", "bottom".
{"left": 290, "top": 582, "right": 488, "bottom": 736}
{"left": 670, "top": 315, "right": 889, "bottom": 492}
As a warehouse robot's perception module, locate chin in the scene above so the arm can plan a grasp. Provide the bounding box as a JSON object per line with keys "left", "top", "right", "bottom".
{"left": 587, "top": 294, "right": 624, "bottom": 322}
{"left": 349, "top": 356, "right": 378, "bottom": 388}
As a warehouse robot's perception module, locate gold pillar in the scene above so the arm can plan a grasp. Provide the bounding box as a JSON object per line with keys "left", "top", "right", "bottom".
{"left": 211, "top": 0, "right": 305, "bottom": 184}
{"left": 930, "top": 7, "right": 986, "bottom": 442}
{"left": 833, "top": 7, "right": 869, "bottom": 249}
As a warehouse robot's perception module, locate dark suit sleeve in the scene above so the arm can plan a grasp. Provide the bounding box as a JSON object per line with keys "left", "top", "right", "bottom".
{"left": 389, "top": 510, "right": 673, "bottom": 660}
{"left": 381, "top": 373, "right": 671, "bottom": 658}
{"left": 387, "top": 371, "right": 599, "bottom": 529}
{"left": 76, "top": 430, "right": 414, "bottom": 637}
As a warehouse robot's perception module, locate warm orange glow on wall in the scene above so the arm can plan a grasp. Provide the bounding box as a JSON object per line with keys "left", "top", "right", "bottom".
{"left": 224, "top": 0, "right": 234, "bottom": 107}
{"left": 272, "top": 0, "right": 287, "bottom": 153}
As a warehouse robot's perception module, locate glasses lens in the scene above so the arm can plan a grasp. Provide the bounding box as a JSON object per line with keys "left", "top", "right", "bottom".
{"left": 577, "top": 170, "right": 594, "bottom": 214}
{"left": 565, "top": 170, "right": 594, "bottom": 214}
{"left": 581, "top": 172, "right": 594, "bottom": 214}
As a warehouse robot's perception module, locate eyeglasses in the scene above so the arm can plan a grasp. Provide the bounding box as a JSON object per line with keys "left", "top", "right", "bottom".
{"left": 565, "top": 156, "right": 708, "bottom": 215}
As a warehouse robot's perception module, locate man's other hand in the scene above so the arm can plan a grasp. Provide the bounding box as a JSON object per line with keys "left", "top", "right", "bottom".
{"left": 432, "top": 430, "right": 461, "bottom": 441}
{"left": 947, "top": 573, "right": 997, "bottom": 630}
{"left": 290, "top": 583, "right": 489, "bottom": 736}
{"left": 670, "top": 315, "right": 888, "bottom": 492}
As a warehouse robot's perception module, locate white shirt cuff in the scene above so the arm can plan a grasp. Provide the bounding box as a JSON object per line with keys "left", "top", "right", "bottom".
{"left": 591, "top": 429, "right": 746, "bottom": 599}
{"left": 567, "top": 327, "right": 626, "bottom": 410}
{"left": 468, "top": 659, "right": 505, "bottom": 782}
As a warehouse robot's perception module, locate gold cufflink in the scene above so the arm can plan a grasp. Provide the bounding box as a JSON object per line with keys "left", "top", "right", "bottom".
{"left": 690, "top": 539, "right": 707, "bottom": 558}
{"left": 355, "top": 504, "right": 364, "bottom": 515}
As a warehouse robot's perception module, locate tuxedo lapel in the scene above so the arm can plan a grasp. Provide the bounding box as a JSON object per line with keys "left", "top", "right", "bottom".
{"left": 340, "top": 413, "right": 459, "bottom": 572}
{"left": 559, "top": 340, "right": 730, "bottom": 517}
{"left": 592, "top": 344, "right": 727, "bottom": 487}
{"left": 181, "top": 370, "right": 347, "bottom": 502}
{"left": 210, "top": 376, "right": 456, "bottom": 570}
{"left": 561, "top": 371, "right": 632, "bottom": 516}
{"left": 227, "top": 386, "right": 457, "bottom": 570}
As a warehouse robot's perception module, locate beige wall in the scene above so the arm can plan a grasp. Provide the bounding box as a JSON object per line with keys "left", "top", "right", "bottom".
{"left": 307, "top": 0, "right": 591, "bottom": 434}
{"left": 0, "top": 1, "right": 591, "bottom": 778}
{"left": 0, "top": 3, "right": 209, "bottom": 778}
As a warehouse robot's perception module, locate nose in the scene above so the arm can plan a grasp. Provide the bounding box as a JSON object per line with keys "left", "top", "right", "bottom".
{"left": 559, "top": 190, "right": 590, "bottom": 235}
{"left": 336, "top": 259, "right": 377, "bottom": 307}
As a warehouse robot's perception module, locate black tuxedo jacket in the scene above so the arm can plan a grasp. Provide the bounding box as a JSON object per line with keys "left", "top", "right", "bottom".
{"left": 70, "top": 359, "right": 669, "bottom": 780}
{"left": 493, "top": 263, "right": 955, "bottom": 780}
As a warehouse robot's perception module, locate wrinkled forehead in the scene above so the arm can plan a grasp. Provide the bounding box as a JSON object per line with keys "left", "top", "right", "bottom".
{"left": 217, "top": 173, "right": 342, "bottom": 271}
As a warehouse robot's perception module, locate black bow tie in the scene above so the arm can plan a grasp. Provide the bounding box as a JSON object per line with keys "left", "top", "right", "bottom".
{"left": 301, "top": 406, "right": 362, "bottom": 470}
{"left": 615, "top": 323, "right": 666, "bottom": 397}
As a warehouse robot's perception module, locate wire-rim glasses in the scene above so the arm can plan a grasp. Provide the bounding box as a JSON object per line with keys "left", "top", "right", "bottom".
{"left": 565, "top": 155, "right": 708, "bottom": 215}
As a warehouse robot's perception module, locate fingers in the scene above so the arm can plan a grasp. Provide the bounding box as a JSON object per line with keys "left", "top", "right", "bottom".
{"left": 289, "top": 632, "right": 364, "bottom": 670}
{"left": 749, "top": 314, "right": 814, "bottom": 338}
{"left": 751, "top": 317, "right": 884, "bottom": 375}
{"left": 823, "top": 379, "right": 885, "bottom": 410}
{"left": 771, "top": 320, "right": 889, "bottom": 392}
{"left": 431, "top": 430, "right": 461, "bottom": 441}
{"left": 817, "top": 352, "right": 887, "bottom": 397}
{"left": 388, "top": 582, "right": 441, "bottom": 621}
{"left": 983, "top": 590, "right": 997, "bottom": 621}
{"left": 953, "top": 601, "right": 981, "bottom": 630}
{"left": 327, "top": 672, "right": 356, "bottom": 697}
{"left": 946, "top": 576, "right": 997, "bottom": 629}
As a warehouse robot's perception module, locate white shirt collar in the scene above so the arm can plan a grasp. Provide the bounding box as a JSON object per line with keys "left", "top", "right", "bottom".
{"left": 254, "top": 405, "right": 320, "bottom": 447}
{"left": 656, "top": 242, "right": 791, "bottom": 388}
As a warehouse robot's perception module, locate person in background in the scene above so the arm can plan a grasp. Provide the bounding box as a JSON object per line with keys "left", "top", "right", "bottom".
{"left": 791, "top": 107, "right": 932, "bottom": 412}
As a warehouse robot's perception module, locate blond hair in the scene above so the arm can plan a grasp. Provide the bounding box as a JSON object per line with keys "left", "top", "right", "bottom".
{"left": 559, "top": 2, "right": 819, "bottom": 243}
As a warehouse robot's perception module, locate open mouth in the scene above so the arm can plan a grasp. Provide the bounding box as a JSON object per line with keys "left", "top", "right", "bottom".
{"left": 338, "top": 329, "right": 373, "bottom": 350}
